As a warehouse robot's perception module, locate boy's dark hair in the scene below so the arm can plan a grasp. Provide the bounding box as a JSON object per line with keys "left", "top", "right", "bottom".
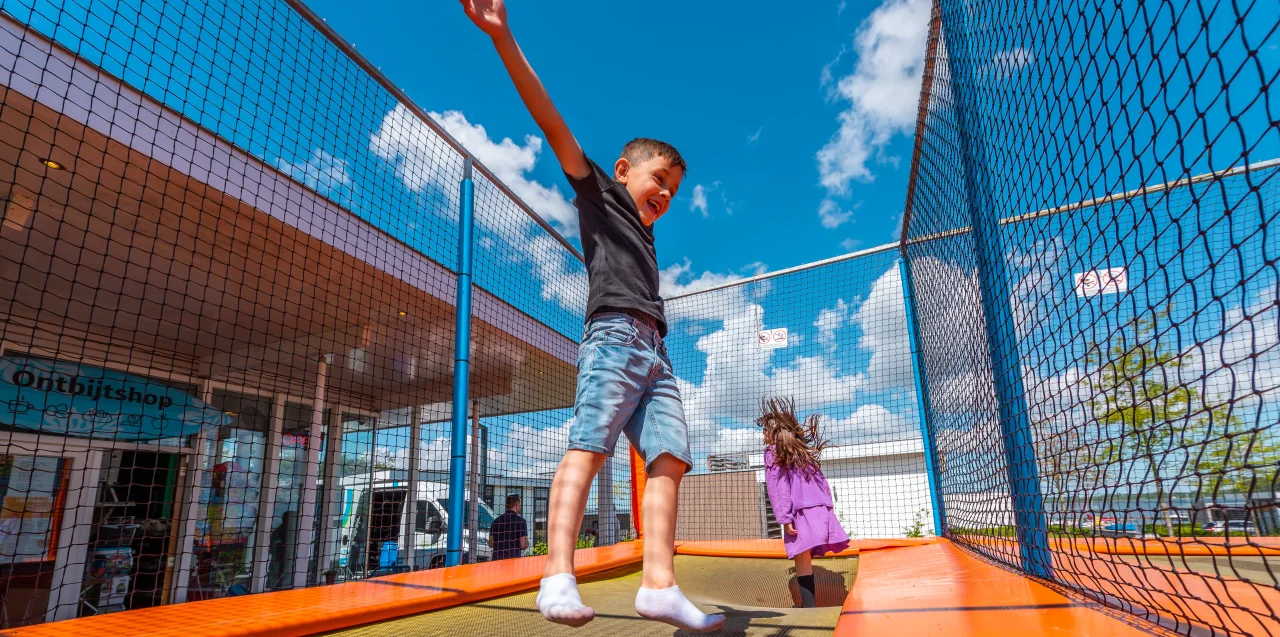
{"left": 620, "top": 138, "right": 687, "bottom": 173}
{"left": 505, "top": 493, "right": 522, "bottom": 509}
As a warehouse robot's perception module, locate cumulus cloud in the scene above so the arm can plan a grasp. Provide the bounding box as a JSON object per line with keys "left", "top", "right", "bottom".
{"left": 819, "top": 199, "right": 859, "bottom": 229}
{"left": 276, "top": 149, "right": 352, "bottom": 194}
{"left": 816, "top": 299, "right": 851, "bottom": 350}
{"left": 852, "top": 263, "right": 914, "bottom": 391}
{"left": 827, "top": 404, "right": 918, "bottom": 443}
{"left": 372, "top": 107, "right": 578, "bottom": 236}
{"left": 841, "top": 238, "right": 864, "bottom": 252}
{"left": 690, "top": 184, "right": 709, "bottom": 216}
{"left": 991, "top": 48, "right": 1032, "bottom": 79}
{"left": 370, "top": 105, "right": 586, "bottom": 312}
{"left": 817, "top": 0, "right": 931, "bottom": 220}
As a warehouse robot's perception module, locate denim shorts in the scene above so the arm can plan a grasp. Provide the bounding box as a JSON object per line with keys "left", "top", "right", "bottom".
{"left": 568, "top": 313, "right": 693, "bottom": 473}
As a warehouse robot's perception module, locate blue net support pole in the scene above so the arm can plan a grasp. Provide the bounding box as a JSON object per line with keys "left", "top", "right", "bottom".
{"left": 899, "top": 257, "right": 946, "bottom": 537}
{"left": 939, "top": 12, "right": 1052, "bottom": 579}
{"left": 447, "top": 158, "right": 476, "bottom": 567}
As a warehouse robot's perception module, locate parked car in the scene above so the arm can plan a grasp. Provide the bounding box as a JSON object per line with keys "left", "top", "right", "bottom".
{"left": 1203, "top": 520, "right": 1256, "bottom": 535}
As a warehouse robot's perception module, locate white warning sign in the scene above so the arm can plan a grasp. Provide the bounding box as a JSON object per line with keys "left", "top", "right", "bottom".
{"left": 1074, "top": 267, "right": 1128, "bottom": 297}
{"left": 757, "top": 328, "right": 789, "bottom": 349}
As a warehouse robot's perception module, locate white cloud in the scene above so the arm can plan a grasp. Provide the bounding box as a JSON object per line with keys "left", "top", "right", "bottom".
{"left": 828, "top": 404, "right": 918, "bottom": 443}
{"left": 660, "top": 259, "right": 745, "bottom": 298}
{"left": 679, "top": 303, "right": 863, "bottom": 429}
{"left": 816, "top": 0, "right": 930, "bottom": 216}
{"left": 486, "top": 419, "right": 573, "bottom": 478}
{"left": 991, "top": 48, "right": 1032, "bottom": 79}
{"left": 747, "top": 127, "right": 764, "bottom": 144}
{"left": 851, "top": 263, "right": 913, "bottom": 391}
{"left": 690, "top": 184, "right": 709, "bottom": 217}
{"left": 819, "top": 199, "right": 859, "bottom": 229}
{"left": 370, "top": 105, "right": 586, "bottom": 312}
{"left": 369, "top": 103, "right": 463, "bottom": 199}
{"left": 1187, "top": 288, "right": 1280, "bottom": 404}
{"left": 837, "top": 0, "right": 848, "bottom": 17}
{"left": 816, "top": 299, "right": 851, "bottom": 350}
{"left": 841, "top": 238, "right": 864, "bottom": 252}
{"left": 429, "top": 110, "right": 578, "bottom": 237}
{"left": 276, "top": 149, "right": 351, "bottom": 194}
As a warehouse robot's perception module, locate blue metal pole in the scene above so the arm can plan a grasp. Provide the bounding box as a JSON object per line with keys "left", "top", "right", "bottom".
{"left": 447, "top": 158, "right": 475, "bottom": 567}
{"left": 899, "top": 257, "right": 946, "bottom": 537}
{"left": 938, "top": 12, "right": 1052, "bottom": 579}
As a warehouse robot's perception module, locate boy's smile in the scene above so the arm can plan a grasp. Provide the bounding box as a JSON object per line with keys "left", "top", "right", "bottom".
{"left": 615, "top": 156, "right": 684, "bottom": 226}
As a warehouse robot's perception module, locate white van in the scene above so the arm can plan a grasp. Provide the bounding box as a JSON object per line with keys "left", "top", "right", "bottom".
{"left": 335, "top": 472, "right": 497, "bottom": 573}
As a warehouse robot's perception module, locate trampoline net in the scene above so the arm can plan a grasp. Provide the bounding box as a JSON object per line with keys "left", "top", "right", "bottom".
{"left": 662, "top": 249, "right": 935, "bottom": 542}
{"left": 0, "top": 0, "right": 599, "bottom": 627}
{"left": 903, "top": 0, "right": 1280, "bottom": 634}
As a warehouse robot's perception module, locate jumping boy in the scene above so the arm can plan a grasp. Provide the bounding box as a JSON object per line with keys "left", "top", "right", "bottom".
{"left": 460, "top": 1, "right": 725, "bottom": 632}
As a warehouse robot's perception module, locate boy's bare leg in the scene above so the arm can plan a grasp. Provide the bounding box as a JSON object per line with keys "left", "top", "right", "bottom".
{"left": 536, "top": 449, "right": 605, "bottom": 627}
{"left": 633, "top": 454, "right": 725, "bottom": 633}
{"left": 544, "top": 449, "right": 607, "bottom": 577}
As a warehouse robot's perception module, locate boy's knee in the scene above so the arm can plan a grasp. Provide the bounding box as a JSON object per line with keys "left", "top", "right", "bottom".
{"left": 646, "top": 453, "right": 689, "bottom": 477}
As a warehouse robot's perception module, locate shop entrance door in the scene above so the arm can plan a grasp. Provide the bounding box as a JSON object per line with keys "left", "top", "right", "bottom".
{"left": 78, "top": 450, "right": 181, "bottom": 617}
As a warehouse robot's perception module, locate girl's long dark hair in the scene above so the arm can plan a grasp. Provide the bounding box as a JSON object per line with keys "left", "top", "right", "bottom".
{"left": 756, "top": 397, "right": 828, "bottom": 474}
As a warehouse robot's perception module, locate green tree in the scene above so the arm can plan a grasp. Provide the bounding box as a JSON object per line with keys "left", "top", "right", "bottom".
{"left": 1199, "top": 419, "right": 1280, "bottom": 503}
{"left": 1081, "top": 307, "right": 1230, "bottom": 537}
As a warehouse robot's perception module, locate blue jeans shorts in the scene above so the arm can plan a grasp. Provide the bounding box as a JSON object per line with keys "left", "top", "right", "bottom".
{"left": 568, "top": 313, "right": 693, "bottom": 473}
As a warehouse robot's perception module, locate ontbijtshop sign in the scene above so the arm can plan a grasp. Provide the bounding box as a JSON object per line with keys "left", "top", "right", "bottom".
{"left": 0, "top": 356, "right": 231, "bottom": 442}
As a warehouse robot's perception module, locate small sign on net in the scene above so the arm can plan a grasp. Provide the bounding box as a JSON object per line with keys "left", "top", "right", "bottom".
{"left": 1074, "top": 267, "right": 1128, "bottom": 297}
{"left": 757, "top": 327, "right": 789, "bottom": 349}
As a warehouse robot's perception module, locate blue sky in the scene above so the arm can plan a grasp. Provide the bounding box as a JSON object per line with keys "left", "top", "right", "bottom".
{"left": 298, "top": 0, "right": 925, "bottom": 278}
{"left": 8, "top": 0, "right": 1275, "bottom": 521}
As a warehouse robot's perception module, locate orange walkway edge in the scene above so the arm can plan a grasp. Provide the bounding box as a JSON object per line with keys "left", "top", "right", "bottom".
{"left": 834, "top": 540, "right": 1166, "bottom": 636}
{"left": 675, "top": 537, "right": 937, "bottom": 558}
{"left": 1, "top": 542, "right": 645, "bottom": 637}
{"left": 961, "top": 534, "right": 1280, "bottom": 556}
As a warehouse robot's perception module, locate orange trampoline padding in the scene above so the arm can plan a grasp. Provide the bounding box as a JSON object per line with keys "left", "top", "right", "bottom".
{"left": 675, "top": 537, "right": 937, "bottom": 558}
{"left": 3, "top": 543, "right": 644, "bottom": 637}
{"left": 961, "top": 534, "right": 1280, "bottom": 557}
{"left": 834, "top": 540, "right": 1158, "bottom": 636}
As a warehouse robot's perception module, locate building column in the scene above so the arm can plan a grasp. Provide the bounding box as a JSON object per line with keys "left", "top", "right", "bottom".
{"left": 251, "top": 394, "right": 286, "bottom": 592}
{"left": 403, "top": 409, "right": 422, "bottom": 570}
{"left": 292, "top": 354, "right": 329, "bottom": 588}
{"left": 317, "top": 408, "right": 344, "bottom": 579}
{"left": 172, "top": 378, "right": 215, "bottom": 603}
{"left": 47, "top": 449, "right": 104, "bottom": 622}
{"left": 468, "top": 402, "right": 480, "bottom": 563}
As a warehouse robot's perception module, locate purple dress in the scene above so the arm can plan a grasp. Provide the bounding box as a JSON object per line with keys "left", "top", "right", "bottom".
{"left": 764, "top": 447, "right": 851, "bottom": 559}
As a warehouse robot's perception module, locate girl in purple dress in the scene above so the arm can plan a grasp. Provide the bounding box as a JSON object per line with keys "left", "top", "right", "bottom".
{"left": 758, "top": 398, "right": 850, "bottom": 608}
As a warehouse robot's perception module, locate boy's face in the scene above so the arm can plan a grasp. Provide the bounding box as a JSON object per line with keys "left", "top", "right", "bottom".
{"left": 615, "top": 155, "right": 684, "bottom": 226}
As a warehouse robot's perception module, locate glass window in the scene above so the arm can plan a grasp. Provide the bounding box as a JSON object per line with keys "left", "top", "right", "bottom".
{"left": 436, "top": 497, "right": 495, "bottom": 529}
{"left": 267, "top": 403, "right": 314, "bottom": 590}
{"left": 187, "top": 390, "right": 269, "bottom": 601}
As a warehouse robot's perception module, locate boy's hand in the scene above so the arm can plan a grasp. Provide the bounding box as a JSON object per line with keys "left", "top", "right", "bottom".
{"left": 460, "top": 0, "right": 511, "bottom": 40}
{"left": 784, "top": 523, "right": 797, "bottom": 536}
{"left": 459, "top": 0, "right": 589, "bottom": 179}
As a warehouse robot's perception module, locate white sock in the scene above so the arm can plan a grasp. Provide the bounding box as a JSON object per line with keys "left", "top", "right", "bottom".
{"left": 536, "top": 573, "right": 595, "bottom": 627}
{"left": 635, "top": 585, "right": 726, "bottom": 633}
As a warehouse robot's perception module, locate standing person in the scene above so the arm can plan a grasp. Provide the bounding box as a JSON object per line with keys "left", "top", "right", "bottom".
{"left": 459, "top": 1, "right": 725, "bottom": 632}
{"left": 759, "top": 398, "right": 851, "bottom": 608}
{"left": 489, "top": 493, "right": 530, "bottom": 561}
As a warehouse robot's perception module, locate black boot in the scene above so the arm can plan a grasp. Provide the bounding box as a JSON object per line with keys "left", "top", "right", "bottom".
{"left": 797, "top": 574, "right": 816, "bottom": 608}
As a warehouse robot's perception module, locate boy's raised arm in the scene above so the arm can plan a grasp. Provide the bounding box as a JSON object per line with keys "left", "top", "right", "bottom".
{"left": 460, "top": 0, "right": 591, "bottom": 179}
